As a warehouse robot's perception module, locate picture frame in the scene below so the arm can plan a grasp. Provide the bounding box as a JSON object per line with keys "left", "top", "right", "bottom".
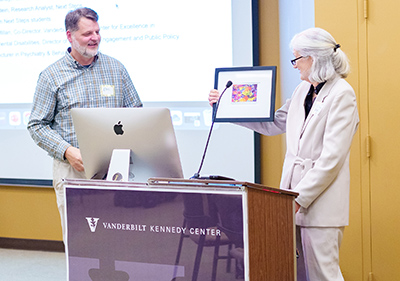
{"left": 213, "top": 66, "right": 277, "bottom": 122}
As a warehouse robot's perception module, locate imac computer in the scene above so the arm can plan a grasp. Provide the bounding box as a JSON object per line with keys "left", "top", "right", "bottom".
{"left": 71, "top": 107, "right": 183, "bottom": 182}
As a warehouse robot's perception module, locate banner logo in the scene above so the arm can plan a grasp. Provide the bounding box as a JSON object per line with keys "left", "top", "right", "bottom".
{"left": 86, "top": 217, "right": 100, "bottom": 233}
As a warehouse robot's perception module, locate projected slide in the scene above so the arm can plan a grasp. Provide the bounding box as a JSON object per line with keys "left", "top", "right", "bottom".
{"left": 0, "top": 0, "right": 232, "bottom": 105}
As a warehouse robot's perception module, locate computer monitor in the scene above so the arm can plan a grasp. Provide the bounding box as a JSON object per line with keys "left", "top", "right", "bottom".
{"left": 71, "top": 107, "right": 183, "bottom": 182}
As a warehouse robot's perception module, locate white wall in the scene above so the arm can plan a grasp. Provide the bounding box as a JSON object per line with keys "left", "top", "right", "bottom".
{"left": 279, "top": 0, "right": 315, "bottom": 100}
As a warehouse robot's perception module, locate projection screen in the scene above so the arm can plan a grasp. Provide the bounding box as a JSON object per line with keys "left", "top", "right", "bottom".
{"left": 0, "top": 0, "right": 259, "bottom": 186}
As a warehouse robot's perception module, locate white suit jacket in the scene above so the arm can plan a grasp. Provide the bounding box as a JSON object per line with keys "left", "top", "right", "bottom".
{"left": 240, "top": 77, "right": 359, "bottom": 227}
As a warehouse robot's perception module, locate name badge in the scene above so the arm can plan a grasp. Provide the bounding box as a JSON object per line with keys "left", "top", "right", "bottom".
{"left": 101, "top": 85, "right": 115, "bottom": 97}
{"left": 312, "top": 101, "right": 324, "bottom": 115}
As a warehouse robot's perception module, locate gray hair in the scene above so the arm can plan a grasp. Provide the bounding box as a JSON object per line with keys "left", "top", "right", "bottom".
{"left": 65, "top": 7, "right": 98, "bottom": 32}
{"left": 290, "top": 27, "right": 350, "bottom": 83}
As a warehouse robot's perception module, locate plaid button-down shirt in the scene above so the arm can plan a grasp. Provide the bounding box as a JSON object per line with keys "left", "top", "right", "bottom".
{"left": 27, "top": 49, "right": 142, "bottom": 161}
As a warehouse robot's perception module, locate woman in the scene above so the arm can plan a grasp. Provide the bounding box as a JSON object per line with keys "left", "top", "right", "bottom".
{"left": 209, "top": 28, "right": 359, "bottom": 280}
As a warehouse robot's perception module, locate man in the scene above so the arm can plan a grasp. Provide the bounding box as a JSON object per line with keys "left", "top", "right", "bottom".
{"left": 27, "top": 7, "right": 142, "bottom": 242}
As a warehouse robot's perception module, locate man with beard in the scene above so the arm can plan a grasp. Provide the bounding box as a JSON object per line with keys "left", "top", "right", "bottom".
{"left": 27, "top": 7, "right": 142, "bottom": 242}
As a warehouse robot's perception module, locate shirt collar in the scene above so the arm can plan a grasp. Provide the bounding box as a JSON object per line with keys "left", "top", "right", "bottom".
{"left": 308, "top": 81, "right": 326, "bottom": 96}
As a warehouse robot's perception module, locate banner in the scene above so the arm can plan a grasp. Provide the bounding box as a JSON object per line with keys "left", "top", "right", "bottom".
{"left": 65, "top": 184, "right": 245, "bottom": 281}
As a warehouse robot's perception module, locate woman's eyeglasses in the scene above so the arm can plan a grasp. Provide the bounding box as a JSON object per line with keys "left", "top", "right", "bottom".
{"left": 291, "top": 56, "right": 304, "bottom": 66}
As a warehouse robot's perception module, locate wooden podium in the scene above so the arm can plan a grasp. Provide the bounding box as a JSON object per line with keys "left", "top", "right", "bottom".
{"left": 64, "top": 178, "right": 298, "bottom": 281}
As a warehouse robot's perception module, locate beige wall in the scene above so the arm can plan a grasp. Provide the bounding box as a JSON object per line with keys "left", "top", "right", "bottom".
{"left": 258, "top": 0, "right": 285, "bottom": 188}
{"left": 0, "top": 186, "right": 62, "bottom": 240}
{"left": 313, "top": 1, "right": 364, "bottom": 280}
{"left": 260, "top": 0, "right": 400, "bottom": 280}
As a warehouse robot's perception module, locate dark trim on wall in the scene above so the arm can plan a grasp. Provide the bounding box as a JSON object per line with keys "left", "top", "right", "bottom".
{"left": 252, "top": 0, "right": 261, "bottom": 183}
{"left": 0, "top": 237, "right": 64, "bottom": 252}
{"left": 0, "top": 178, "right": 52, "bottom": 187}
{"left": 254, "top": 132, "right": 261, "bottom": 184}
{"left": 252, "top": 0, "right": 260, "bottom": 67}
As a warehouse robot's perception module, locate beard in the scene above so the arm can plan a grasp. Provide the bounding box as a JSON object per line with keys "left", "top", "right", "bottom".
{"left": 71, "top": 36, "right": 99, "bottom": 59}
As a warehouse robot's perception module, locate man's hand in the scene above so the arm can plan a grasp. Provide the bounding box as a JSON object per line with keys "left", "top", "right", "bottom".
{"left": 64, "top": 146, "right": 84, "bottom": 172}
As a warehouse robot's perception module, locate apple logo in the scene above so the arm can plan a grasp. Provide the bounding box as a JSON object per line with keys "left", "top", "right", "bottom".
{"left": 112, "top": 172, "right": 123, "bottom": 181}
{"left": 113, "top": 121, "right": 124, "bottom": 135}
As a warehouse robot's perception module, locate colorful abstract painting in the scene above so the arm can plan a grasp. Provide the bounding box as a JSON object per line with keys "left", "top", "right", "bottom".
{"left": 231, "top": 84, "right": 258, "bottom": 103}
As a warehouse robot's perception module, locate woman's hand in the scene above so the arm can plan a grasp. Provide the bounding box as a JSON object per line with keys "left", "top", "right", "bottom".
{"left": 208, "top": 89, "right": 220, "bottom": 107}
{"left": 295, "top": 202, "right": 301, "bottom": 213}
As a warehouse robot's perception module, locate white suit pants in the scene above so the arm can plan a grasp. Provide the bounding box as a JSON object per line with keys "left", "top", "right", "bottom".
{"left": 296, "top": 226, "right": 345, "bottom": 281}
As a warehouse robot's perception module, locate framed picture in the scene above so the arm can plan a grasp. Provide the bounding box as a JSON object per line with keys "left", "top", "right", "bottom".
{"left": 213, "top": 66, "right": 277, "bottom": 122}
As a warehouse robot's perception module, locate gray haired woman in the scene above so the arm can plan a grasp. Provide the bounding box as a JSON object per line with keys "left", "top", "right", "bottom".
{"left": 209, "top": 27, "right": 359, "bottom": 280}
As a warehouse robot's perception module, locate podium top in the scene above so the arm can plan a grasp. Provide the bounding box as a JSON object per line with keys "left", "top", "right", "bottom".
{"left": 148, "top": 177, "right": 298, "bottom": 198}
{"left": 63, "top": 178, "right": 298, "bottom": 198}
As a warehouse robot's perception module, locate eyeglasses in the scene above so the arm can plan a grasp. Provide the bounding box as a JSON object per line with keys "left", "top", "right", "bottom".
{"left": 290, "top": 56, "right": 304, "bottom": 66}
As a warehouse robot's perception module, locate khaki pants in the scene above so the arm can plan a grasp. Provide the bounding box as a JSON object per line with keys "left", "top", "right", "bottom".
{"left": 53, "top": 159, "right": 86, "bottom": 244}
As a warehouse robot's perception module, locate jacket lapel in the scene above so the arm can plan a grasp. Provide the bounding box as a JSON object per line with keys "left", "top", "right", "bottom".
{"left": 299, "top": 78, "right": 340, "bottom": 138}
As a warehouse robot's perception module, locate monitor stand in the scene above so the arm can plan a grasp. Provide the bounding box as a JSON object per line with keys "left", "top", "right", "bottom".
{"left": 106, "top": 149, "right": 134, "bottom": 181}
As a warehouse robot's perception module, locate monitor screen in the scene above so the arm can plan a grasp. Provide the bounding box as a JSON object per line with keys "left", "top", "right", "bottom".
{"left": 71, "top": 107, "right": 183, "bottom": 182}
